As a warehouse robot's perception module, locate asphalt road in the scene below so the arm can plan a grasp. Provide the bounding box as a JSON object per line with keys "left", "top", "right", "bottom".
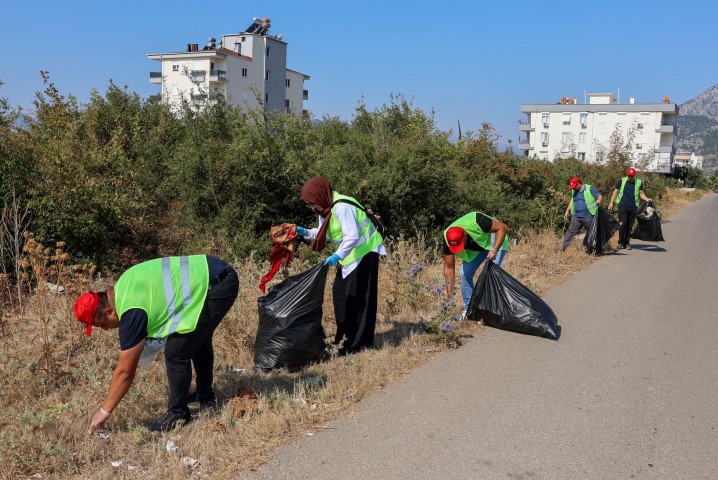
{"left": 245, "top": 193, "right": 718, "bottom": 480}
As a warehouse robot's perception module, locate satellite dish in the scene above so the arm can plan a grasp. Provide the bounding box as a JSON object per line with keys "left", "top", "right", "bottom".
{"left": 277, "top": 33, "right": 283, "bottom": 40}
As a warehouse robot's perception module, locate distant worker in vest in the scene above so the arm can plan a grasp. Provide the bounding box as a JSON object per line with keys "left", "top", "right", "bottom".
{"left": 561, "top": 177, "right": 603, "bottom": 251}
{"left": 73, "top": 255, "right": 239, "bottom": 433}
{"left": 296, "top": 176, "right": 386, "bottom": 355}
{"left": 443, "top": 212, "right": 509, "bottom": 319}
{"left": 608, "top": 167, "right": 652, "bottom": 250}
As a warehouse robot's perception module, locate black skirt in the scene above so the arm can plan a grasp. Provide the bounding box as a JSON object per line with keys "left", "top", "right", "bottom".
{"left": 332, "top": 252, "right": 380, "bottom": 353}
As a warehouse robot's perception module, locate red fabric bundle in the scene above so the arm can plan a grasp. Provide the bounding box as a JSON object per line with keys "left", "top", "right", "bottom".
{"left": 259, "top": 224, "right": 298, "bottom": 293}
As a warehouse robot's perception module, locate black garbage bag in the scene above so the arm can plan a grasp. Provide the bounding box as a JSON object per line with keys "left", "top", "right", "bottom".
{"left": 583, "top": 206, "right": 620, "bottom": 254}
{"left": 466, "top": 261, "right": 559, "bottom": 340}
{"left": 254, "top": 262, "right": 328, "bottom": 370}
{"left": 631, "top": 201, "right": 664, "bottom": 241}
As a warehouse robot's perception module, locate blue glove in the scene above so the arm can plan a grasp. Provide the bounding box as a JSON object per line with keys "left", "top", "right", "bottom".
{"left": 296, "top": 226, "right": 307, "bottom": 237}
{"left": 324, "top": 253, "right": 340, "bottom": 266}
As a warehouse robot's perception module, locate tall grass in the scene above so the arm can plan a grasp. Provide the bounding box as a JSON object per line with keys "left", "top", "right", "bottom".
{"left": 0, "top": 189, "right": 705, "bottom": 479}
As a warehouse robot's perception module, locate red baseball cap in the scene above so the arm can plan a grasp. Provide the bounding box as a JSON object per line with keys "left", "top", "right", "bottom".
{"left": 626, "top": 167, "right": 636, "bottom": 177}
{"left": 74, "top": 291, "right": 99, "bottom": 336}
{"left": 568, "top": 177, "right": 581, "bottom": 189}
{"left": 446, "top": 226, "right": 466, "bottom": 254}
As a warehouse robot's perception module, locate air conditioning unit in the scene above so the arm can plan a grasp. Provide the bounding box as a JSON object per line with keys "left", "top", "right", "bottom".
{"left": 635, "top": 144, "right": 642, "bottom": 149}
{"left": 580, "top": 122, "right": 587, "bottom": 128}
{"left": 543, "top": 122, "right": 549, "bottom": 128}
{"left": 637, "top": 123, "right": 643, "bottom": 129}
{"left": 542, "top": 141, "right": 549, "bottom": 147}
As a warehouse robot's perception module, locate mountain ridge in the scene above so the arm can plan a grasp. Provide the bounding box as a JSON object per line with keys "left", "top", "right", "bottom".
{"left": 676, "top": 83, "right": 718, "bottom": 172}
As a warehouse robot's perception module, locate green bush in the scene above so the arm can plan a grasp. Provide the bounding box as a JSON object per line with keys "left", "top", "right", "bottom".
{"left": 0, "top": 78, "right": 693, "bottom": 275}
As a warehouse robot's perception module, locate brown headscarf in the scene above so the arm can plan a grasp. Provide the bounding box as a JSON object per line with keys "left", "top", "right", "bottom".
{"left": 300, "top": 176, "right": 333, "bottom": 251}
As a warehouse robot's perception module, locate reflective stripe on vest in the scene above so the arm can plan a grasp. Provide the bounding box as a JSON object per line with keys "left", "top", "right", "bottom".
{"left": 327, "top": 192, "right": 383, "bottom": 266}
{"left": 616, "top": 177, "right": 641, "bottom": 207}
{"left": 570, "top": 184, "right": 598, "bottom": 215}
{"left": 115, "top": 255, "right": 210, "bottom": 338}
{"left": 443, "top": 212, "right": 509, "bottom": 263}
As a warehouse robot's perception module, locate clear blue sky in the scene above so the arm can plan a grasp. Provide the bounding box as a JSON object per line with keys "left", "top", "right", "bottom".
{"left": 2, "top": 0, "right": 717, "bottom": 147}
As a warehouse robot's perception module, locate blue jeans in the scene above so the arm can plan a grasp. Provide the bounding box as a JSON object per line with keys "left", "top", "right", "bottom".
{"left": 460, "top": 249, "right": 506, "bottom": 311}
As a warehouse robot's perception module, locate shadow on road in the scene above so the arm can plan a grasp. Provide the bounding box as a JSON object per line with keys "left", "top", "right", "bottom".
{"left": 629, "top": 244, "right": 667, "bottom": 252}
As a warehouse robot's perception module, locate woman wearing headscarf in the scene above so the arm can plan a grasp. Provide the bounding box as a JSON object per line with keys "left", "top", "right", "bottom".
{"left": 296, "top": 177, "right": 385, "bottom": 354}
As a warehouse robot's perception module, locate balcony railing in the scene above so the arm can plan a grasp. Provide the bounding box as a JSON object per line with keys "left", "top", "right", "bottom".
{"left": 209, "top": 69, "right": 226, "bottom": 82}
{"left": 149, "top": 71, "right": 162, "bottom": 84}
{"left": 191, "top": 93, "right": 208, "bottom": 101}
{"left": 303, "top": 89, "right": 309, "bottom": 100}
{"left": 191, "top": 70, "right": 206, "bottom": 81}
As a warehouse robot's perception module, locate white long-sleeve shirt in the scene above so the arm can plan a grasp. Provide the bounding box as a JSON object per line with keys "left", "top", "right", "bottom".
{"left": 305, "top": 202, "right": 386, "bottom": 277}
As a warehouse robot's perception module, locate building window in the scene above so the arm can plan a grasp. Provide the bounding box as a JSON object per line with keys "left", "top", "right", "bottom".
{"left": 266, "top": 47, "right": 270, "bottom": 58}
{"left": 265, "top": 70, "right": 270, "bottom": 81}
{"left": 562, "top": 113, "right": 571, "bottom": 125}
{"left": 285, "top": 99, "right": 290, "bottom": 108}
{"left": 241, "top": 37, "right": 246, "bottom": 42}
{"left": 541, "top": 113, "right": 550, "bottom": 126}
{"left": 579, "top": 132, "right": 587, "bottom": 143}
{"left": 562, "top": 132, "right": 571, "bottom": 143}
{"left": 171, "top": 85, "right": 179, "bottom": 96}
{"left": 285, "top": 78, "right": 290, "bottom": 87}
{"left": 540, "top": 132, "right": 549, "bottom": 144}
{"left": 596, "top": 151, "right": 605, "bottom": 162}
{"left": 265, "top": 93, "right": 269, "bottom": 103}
{"left": 577, "top": 152, "right": 586, "bottom": 161}
{"left": 637, "top": 153, "right": 647, "bottom": 162}
{"left": 580, "top": 113, "right": 588, "bottom": 125}
{"left": 172, "top": 63, "right": 179, "bottom": 72}
{"left": 242, "top": 68, "right": 248, "bottom": 77}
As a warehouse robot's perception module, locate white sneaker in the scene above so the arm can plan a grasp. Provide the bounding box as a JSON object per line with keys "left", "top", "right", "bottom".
{"left": 456, "top": 310, "right": 468, "bottom": 321}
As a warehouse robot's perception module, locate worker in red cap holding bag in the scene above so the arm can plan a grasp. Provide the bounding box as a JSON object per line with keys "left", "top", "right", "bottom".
{"left": 608, "top": 167, "right": 652, "bottom": 250}
{"left": 74, "top": 255, "right": 238, "bottom": 433}
{"left": 561, "top": 177, "right": 603, "bottom": 251}
{"left": 442, "top": 212, "right": 509, "bottom": 319}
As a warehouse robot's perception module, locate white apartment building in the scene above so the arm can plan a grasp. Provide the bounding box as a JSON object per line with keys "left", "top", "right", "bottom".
{"left": 674, "top": 152, "right": 704, "bottom": 170}
{"left": 148, "top": 17, "right": 309, "bottom": 115}
{"left": 519, "top": 93, "right": 678, "bottom": 173}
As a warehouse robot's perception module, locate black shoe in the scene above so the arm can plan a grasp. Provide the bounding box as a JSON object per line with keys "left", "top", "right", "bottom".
{"left": 618, "top": 244, "right": 626, "bottom": 250}
{"left": 189, "top": 391, "right": 218, "bottom": 412}
{"left": 625, "top": 244, "right": 632, "bottom": 250}
{"left": 149, "top": 410, "right": 192, "bottom": 432}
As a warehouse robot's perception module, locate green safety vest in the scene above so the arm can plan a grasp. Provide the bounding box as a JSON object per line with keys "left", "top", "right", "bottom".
{"left": 328, "top": 192, "right": 384, "bottom": 266}
{"left": 616, "top": 177, "right": 642, "bottom": 207}
{"left": 443, "top": 212, "right": 509, "bottom": 263}
{"left": 570, "top": 184, "right": 598, "bottom": 215}
{"left": 115, "top": 255, "right": 209, "bottom": 339}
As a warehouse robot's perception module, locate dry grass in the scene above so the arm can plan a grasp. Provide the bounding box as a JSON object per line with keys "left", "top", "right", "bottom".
{"left": 0, "top": 189, "right": 705, "bottom": 479}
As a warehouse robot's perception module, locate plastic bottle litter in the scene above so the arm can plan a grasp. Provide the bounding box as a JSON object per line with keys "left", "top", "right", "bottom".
{"left": 138, "top": 338, "right": 166, "bottom": 366}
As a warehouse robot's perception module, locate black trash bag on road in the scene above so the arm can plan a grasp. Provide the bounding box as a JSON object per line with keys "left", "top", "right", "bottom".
{"left": 631, "top": 201, "right": 664, "bottom": 241}
{"left": 466, "top": 261, "right": 559, "bottom": 340}
{"left": 583, "top": 205, "right": 620, "bottom": 254}
{"left": 254, "top": 262, "right": 328, "bottom": 370}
